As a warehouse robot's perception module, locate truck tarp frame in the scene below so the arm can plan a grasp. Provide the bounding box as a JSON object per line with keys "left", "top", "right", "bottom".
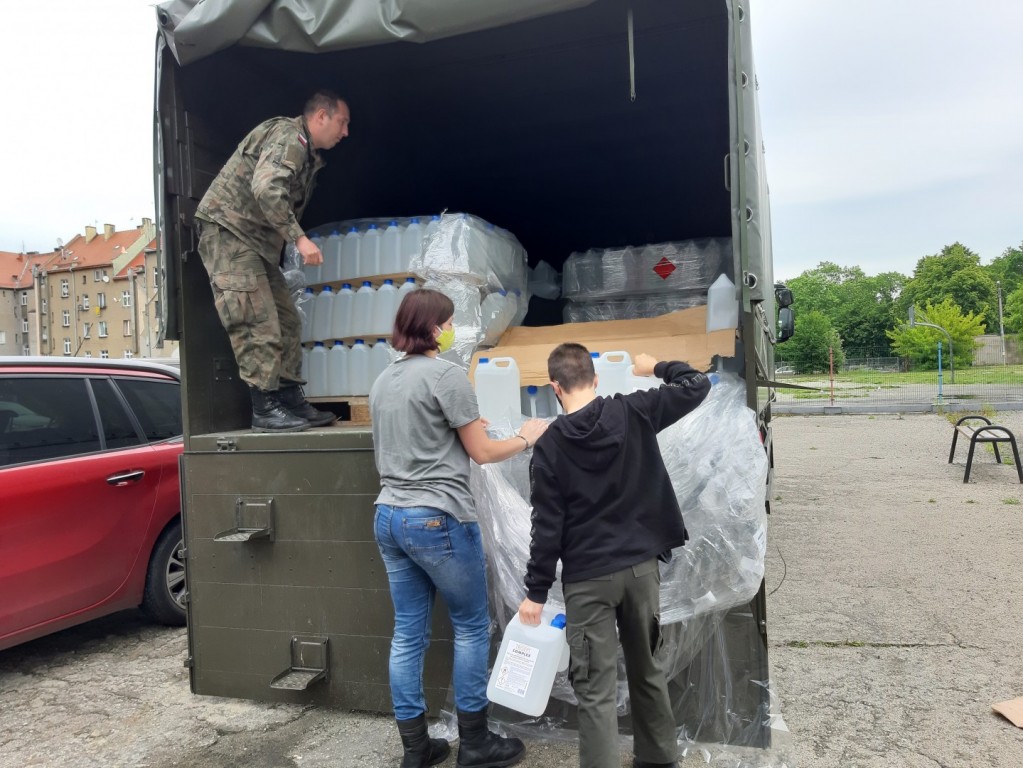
{"left": 156, "top": 0, "right": 595, "bottom": 66}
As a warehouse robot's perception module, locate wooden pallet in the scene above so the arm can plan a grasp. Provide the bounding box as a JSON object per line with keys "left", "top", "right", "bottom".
{"left": 308, "top": 396, "right": 371, "bottom": 426}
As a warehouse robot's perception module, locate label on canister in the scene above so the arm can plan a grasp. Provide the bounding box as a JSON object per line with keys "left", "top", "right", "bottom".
{"left": 493, "top": 640, "right": 539, "bottom": 697}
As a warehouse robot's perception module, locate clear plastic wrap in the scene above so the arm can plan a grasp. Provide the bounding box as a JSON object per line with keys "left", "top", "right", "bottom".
{"left": 283, "top": 241, "right": 312, "bottom": 332}
{"left": 562, "top": 238, "right": 732, "bottom": 301}
{"left": 528, "top": 261, "right": 561, "bottom": 300}
{"left": 563, "top": 293, "right": 706, "bottom": 323}
{"left": 454, "top": 373, "right": 785, "bottom": 761}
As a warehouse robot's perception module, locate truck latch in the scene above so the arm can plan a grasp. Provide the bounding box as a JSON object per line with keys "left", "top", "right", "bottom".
{"left": 214, "top": 497, "right": 275, "bottom": 542}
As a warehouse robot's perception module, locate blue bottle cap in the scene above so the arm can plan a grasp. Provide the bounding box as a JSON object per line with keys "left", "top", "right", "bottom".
{"left": 479, "top": 357, "right": 490, "bottom": 364}
{"left": 377, "top": 338, "right": 386, "bottom": 343}
{"left": 405, "top": 277, "right": 416, "bottom": 284}
{"left": 314, "top": 341, "right": 324, "bottom": 347}
{"left": 304, "top": 287, "right": 314, "bottom": 294}
{"left": 431, "top": 214, "right": 440, "bottom": 221}
{"left": 348, "top": 226, "right": 358, "bottom": 233}
{"left": 410, "top": 217, "right": 420, "bottom": 224}
{"left": 331, "top": 230, "right": 340, "bottom": 236}
{"left": 362, "top": 281, "right": 372, "bottom": 287}
{"left": 709, "top": 372, "right": 721, "bottom": 385}
{"left": 368, "top": 223, "right": 378, "bottom": 230}
{"left": 384, "top": 279, "right": 393, "bottom": 285}
{"left": 389, "top": 220, "right": 398, "bottom": 226}
{"left": 550, "top": 614, "right": 567, "bottom": 629}
{"left": 527, "top": 385, "right": 538, "bottom": 395}
{"left": 342, "top": 283, "right": 352, "bottom": 289}
{"left": 354, "top": 339, "right": 365, "bottom": 345}
{"left": 322, "top": 285, "right": 332, "bottom": 292}
{"left": 591, "top": 351, "right": 600, "bottom": 358}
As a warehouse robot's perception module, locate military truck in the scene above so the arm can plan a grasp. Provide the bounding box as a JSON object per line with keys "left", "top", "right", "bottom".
{"left": 154, "top": 0, "right": 792, "bottom": 749}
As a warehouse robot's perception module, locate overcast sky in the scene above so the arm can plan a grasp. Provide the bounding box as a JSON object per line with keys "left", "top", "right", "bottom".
{"left": 0, "top": 1, "right": 1020, "bottom": 283}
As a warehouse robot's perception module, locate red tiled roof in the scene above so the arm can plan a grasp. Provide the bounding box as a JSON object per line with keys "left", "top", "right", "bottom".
{"left": 0, "top": 250, "right": 53, "bottom": 289}
{"left": 44, "top": 227, "right": 151, "bottom": 275}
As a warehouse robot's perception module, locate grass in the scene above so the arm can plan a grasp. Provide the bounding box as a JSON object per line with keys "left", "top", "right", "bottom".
{"left": 1004, "top": 498, "right": 1021, "bottom": 506}
{"left": 779, "top": 364, "right": 1023, "bottom": 387}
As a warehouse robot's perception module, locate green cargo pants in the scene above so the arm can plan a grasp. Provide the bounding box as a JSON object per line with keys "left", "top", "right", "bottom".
{"left": 197, "top": 222, "right": 303, "bottom": 391}
{"left": 564, "top": 558, "right": 678, "bottom": 768}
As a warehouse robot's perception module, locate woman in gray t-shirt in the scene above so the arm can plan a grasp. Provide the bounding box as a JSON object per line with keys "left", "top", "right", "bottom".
{"left": 369, "top": 289, "right": 547, "bottom": 768}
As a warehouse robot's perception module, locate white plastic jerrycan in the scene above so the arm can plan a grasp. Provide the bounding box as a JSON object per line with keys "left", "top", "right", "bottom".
{"left": 487, "top": 606, "right": 569, "bottom": 717}
{"left": 474, "top": 357, "right": 520, "bottom": 423}
{"left": 594, "top": 350, "right": 632, "bottom": 398}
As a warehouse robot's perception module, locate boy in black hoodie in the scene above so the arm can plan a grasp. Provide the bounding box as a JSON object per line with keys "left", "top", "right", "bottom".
{"left": 517, "top": 343, "right": 710, "bottom": 768}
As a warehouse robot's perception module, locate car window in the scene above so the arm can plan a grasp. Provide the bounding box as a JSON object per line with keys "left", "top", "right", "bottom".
{"left": 114, "top": 378, "right": 182, "bottom": 442}
{"left": 90, "top": 379, "right": 143, "bottom": 450}
{"left": 0, "top": 378, "right": 101, "bottom": 467}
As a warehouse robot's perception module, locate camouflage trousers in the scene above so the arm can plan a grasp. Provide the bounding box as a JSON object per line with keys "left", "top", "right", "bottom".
{"left": 197, "top": 222, "right": 303, "bottom": 391}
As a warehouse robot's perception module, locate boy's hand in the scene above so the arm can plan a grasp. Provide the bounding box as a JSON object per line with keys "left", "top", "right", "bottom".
{"left": 633, "top": 353, "right": 659, "bottom": 378}
{"left": 518, "top": 598, "right": 544, "bottom": 626}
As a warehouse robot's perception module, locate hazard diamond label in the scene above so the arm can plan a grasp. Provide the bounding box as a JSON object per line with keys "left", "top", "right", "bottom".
{"left": 653, "top": 257, "right": 677, "bottom": 280}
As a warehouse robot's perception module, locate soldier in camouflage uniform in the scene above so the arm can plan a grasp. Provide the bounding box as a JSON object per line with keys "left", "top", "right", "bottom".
{"left": 195, "top": 91, "right": 350, "bottom": 432}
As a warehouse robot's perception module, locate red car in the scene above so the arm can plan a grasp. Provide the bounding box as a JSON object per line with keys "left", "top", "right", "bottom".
{"left": 0, "top": 357, "right": 185, "bottom": 650}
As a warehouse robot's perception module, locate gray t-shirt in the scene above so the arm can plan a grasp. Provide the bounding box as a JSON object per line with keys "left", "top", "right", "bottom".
{"left": 369, "top": 355, "right": 481, "bottom": 522}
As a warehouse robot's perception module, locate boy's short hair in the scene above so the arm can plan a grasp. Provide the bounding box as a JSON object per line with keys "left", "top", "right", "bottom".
{"left": 548, "top": 343, "right": 596, "bottom": 393}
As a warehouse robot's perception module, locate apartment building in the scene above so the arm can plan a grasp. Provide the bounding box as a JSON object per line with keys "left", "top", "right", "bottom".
{"left": 0, "top": 251, "right": 45, "bottom": 356}
{"left": 32, "top": 220, "right": 177, "bottom": 360}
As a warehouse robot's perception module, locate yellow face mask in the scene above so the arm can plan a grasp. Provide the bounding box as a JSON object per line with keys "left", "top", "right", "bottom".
{"left": 436, "top": 327, "right": 455, "bottom": 353}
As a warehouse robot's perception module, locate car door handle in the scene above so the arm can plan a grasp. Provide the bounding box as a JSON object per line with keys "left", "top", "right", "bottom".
{"left": 106, "top": 469, "right": 145, "bottom": 486}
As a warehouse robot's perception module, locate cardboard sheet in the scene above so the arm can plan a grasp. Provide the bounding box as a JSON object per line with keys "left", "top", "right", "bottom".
{"left": 470, "top": 306, "right": 736, "bottom": 386}
{"left": 992, "top": 697, "right": 1023, "bottom": 728}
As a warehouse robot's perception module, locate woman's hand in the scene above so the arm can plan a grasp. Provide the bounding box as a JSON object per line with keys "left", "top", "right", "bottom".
{"left": 518, "top": 418, "right": 549, "bottom": 448}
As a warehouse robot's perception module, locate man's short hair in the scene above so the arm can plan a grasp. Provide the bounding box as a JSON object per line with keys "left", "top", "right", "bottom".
{"left": 304, "top": 90, "right": 345, "bottom": 117}
{"left": 548, "top": 343, "right": 596, "bottom": 393}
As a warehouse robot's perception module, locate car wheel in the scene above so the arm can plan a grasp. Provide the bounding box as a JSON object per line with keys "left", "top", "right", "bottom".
{"left": 142, "top": 519, "right": 187, "bottom": 626}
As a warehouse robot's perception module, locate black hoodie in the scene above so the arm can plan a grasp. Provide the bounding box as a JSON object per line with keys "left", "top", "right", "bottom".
{"left": 524, "top": 361, "right": 711, "bottom": 604}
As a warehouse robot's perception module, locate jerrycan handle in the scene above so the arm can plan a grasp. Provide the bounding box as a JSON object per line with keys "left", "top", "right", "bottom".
{"left": 489, "top": 357, "right": 517, "bottom": 369}
{"left": 601, "top": 351, "right": 630, "bottom": 364}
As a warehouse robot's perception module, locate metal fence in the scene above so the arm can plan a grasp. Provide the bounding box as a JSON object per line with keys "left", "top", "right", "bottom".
{"left": 773, "top": 349, "right": 1023, "bottom": 412}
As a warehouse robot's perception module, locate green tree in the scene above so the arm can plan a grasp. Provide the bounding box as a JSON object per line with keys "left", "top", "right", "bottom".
{"left": 886, "top": 299, "right": 985, "bottom": 369}
{"left": 986, "top": 243, "right": 1023, "bottom": 324}
{"left": 899, "top": 243, "right": 997, "bottom": 328}
{"left": 1004, "top": 285, "right": 1023, "bottom": 335}
{"left": 786, "top": 263, "right": 906, "bottom": 354}
{"left": 786, "top": 310, "right": 844, "bottom": 373}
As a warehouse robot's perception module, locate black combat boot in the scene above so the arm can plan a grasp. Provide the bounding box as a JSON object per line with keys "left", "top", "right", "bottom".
{"left": 249, "top": 386, "right": 309, "bottom": 432}
{"left": 278, "top": 381, "right": 336, "bottom": 427}
{"left": 455, "top": 709, "right": 525, "bottom": 768}
{"left": 396, "top": 714, "right": 451, "bottom": 768}
{"left": 633, "top": 760, "right": 679, "bottom": 768}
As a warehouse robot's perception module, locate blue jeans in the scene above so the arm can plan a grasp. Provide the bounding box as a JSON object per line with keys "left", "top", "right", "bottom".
{"left": 374, "top": 504, "right": 491, "bottom": 720}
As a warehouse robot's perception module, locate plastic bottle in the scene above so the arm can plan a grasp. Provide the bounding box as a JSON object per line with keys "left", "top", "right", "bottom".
{"left": 307, "top": 341, "right": 328, "bottom": 397}
{"left": 327, "top": 341, "right": 349, "bottom": 396}
{"left": 397, "top": 277, "right": 417, "bottom": 308}
{"left": 522, "top": 385, "right": 540, "bottom": 417}
{"left": 486, "top": 607, "right": 569, "bottom": 717}
{"left": 594, "top": 351, "right": 632, "bottom": 398}
{"left": 297, "top": 287, "right": 315, "bottom": 343}
{"left": 706, "top": 273, "right": 738, "bottom": 332}
{"left": 628, "top": 367, "right": 660, "bottom": 393}
{"left": 351, "top": 281, "right": 376, "bottom": 339}
{"left": 340, "top": 226, "right": 361, "bottom": 281}
{"left": 301, "top": 345, "right": 311, "bottom": 385}
{"left": 401, "top": 217, "right": 423, "bottom": 271}
{"left": 331, "top": 283, "right": 355, "bottom": 340}
{"left": 359, "top": 223, "right": 381, "bottom": 278}
{"left": 373, "top": 279, "right": 400, "bottom": 336}
{"left": 348, "top": 339, "right": 370, "bottom": 396}
{"left": 311, "top": 286, "right": 335, "bottom": 343}
{"left": 303, "top": 235, "right": 323, "bottom": 285}
{"left": 475, "top": 357, "right": 521, "bottom": 423}
{"left": 322, "top": 230, "right": 343, "bottom": 283}
{"left": 424, "top": 214, "right": 441, "bottom": 242}
{"left": 380, "top": 220, "right": 403, "bottom": 275}
{"left": 370, "top": 338, "right": 391, "bottom": 386}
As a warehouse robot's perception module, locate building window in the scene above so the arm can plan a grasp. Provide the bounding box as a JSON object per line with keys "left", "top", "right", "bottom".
{"left": 20, "top": 291, "right": 28, "bottom": 306}
{"left": 41, "top": 298, "right": 47, "bottom": 313}
{"left": 100, "top": 350, "right": 109, "bottom": 359}
{"left": 122, "top": 290, "right": 132, "bottom": 308}
{"left": 82, "top": 294, "right": 90, "bottom": 310}
{"left": 82, "top": 274, "right": 87, "bottom": 285}
{"left": 22, "top": 345, "right": 29, "bottom": 356}
{"left": 123, "top": 350, "right": 134, "bottom": 359}
{"left": 63, "top": 338, "right": 72, "bottom": 355}
{"left": 123, "top": 319, "right": 132, "bottom": 336}
{"left": 0, "top": 331, "right": 6, "bottom": 344}
{"left": 82, "top": 322, "right": 91, "bottom": 338}
{"left": 61, "top": 279, "right": 69, "bottom": 298}
{"left": 94, "top": 269, "right": 102, "bottom": 282}
{"left": 21, "top": 319, "right": 28, "bottom": 333}
{"left": 84, "top": 351, "right": 93, "bottom": 358}
{"left": 62, "top": 310, "right": 71, "bottom": 327}
{"left": 97, "top": 293, "right": 106, "bottom": 308}
{"left": 98, "top": 321, "right": 108, "bottom": 338}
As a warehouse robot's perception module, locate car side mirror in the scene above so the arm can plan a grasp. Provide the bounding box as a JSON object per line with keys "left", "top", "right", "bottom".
{"left": 777, "top": 307, "right": 794, "bottom": 342}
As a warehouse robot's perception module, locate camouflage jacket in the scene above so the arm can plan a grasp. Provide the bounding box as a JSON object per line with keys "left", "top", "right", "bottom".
{"left": 196, "top": 116, "right": 325, "bottom": 256}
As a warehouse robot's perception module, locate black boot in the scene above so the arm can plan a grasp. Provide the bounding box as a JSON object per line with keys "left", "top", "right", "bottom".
{"left": 455, "top": 709, "right": 525, "bottom": 768}
{"left": 633, "top": 761, "right": 679, "bottom": 768}
{"left": 249, "top": 386, "right": 309, "bottom": 432}
{"left": 396, "top": 714, "right": 451, "bottom": 768}
{"left": 278, "top": 382, "right": 336, "bottom": 427}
